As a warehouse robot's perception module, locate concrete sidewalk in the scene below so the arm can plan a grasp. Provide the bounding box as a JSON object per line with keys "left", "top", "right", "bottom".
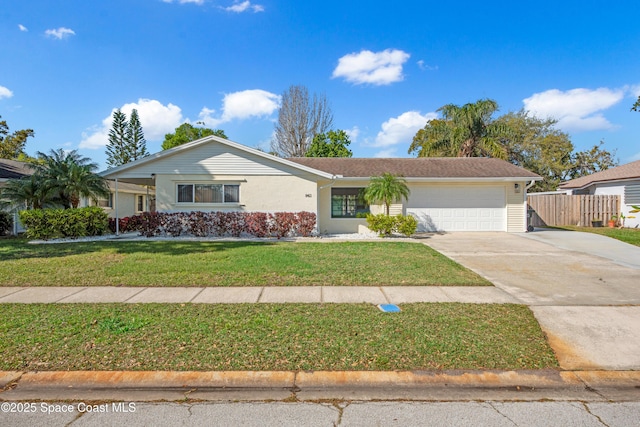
{"left": 0, "top": 285, "right": 517, "bottom": 304}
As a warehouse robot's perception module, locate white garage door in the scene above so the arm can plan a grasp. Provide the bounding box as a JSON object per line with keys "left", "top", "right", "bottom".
{"left": 406, "top": 186, "right": 506, "bottom": 232}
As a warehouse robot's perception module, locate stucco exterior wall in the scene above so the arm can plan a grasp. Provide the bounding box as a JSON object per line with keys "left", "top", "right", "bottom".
{"left": 154, "top": 174, "right": 318, "bottom": 215}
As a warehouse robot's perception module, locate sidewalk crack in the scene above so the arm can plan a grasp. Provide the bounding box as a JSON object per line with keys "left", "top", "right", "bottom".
{"left": 582, "top": 402, "right": 610, "bottom": 426}
{"left": 487, "top": 402, "right": 518, "bottom": 426}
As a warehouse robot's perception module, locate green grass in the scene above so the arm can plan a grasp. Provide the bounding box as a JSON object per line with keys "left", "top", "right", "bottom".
{"left": 549, "top": 226, "right": 640, "bottom": 247}
{"left": 0, "top": 239, "right": 490, "bottom": 287}
{"left": 0, "top": 303, "right": 557, "bottom": 371}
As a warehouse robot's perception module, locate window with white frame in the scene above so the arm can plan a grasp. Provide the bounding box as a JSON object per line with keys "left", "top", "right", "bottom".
{"left": 96, "top": 193, "right": 113, "bottom": 208}
{"left": 137, "top": 195, "right": 144, "bottom": 212}
{"left": 177, "top": 184, "right": 240, "bottom": 204}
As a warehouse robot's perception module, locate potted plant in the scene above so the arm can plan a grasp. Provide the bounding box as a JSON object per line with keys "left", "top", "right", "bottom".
{"left": 608, "top": 216, "right": 617, "bottom": 228}
{"left": 591, "top": 218, "right": 603, "bottom": 227}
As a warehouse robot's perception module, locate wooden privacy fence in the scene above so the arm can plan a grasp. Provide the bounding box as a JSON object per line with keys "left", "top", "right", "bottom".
{"left": 527, "top": 194, "right": 620, "bottom": 227}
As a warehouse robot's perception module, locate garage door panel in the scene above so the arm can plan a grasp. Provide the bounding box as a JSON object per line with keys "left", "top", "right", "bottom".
{"left": 407, "top": 186, "right": 506, "bottom": 232}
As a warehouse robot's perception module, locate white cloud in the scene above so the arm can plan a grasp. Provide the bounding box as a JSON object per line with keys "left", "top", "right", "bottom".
{"left": 523, "top": 87, "right": 625, "bottom": 132}
{"left": 198, "top": 89, "right": 280, "bottom": 127}
{"left": 162, "top": 0, "right": 205, "bottom": 4}
{"left": 332, "top": 49, "right": 410, "bottom": 86}
{"left": 0, "top": 86, "right": 14, "bottom": 99}
{"left": 374, "top": 111, "right": 437, "bottom": 147}
{"left": 80, "top": 99, "right": 183, "bottom": 149}
{"left": 345, "top": 126, "right": 360, "bottom": 143}
{"left": 18, "top": 24, "right": 28, "bottom": 32}
{"left": 417, "top": 60, "right": 438, "bottom": 71}
{"left": 374, "top": 148, "right": 398, "bottom": 158}
{"left": 223, "top": 1, "right": 264, "bottom": 12}
{"left": 45, "top": 27, "right": 75, "bottom": 40}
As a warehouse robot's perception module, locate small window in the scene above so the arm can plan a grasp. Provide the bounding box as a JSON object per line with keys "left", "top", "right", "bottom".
{"left": 177, "top": 183, "right": 240, "bottom": 204}
{"left": 331, "top": 188, "right": 369, "bottom": 218}
{"left": 137, "top": 195, "right": 144, "bottom": 212}
{"left": 97, "top": 193, "right": 113, "bottom": 208}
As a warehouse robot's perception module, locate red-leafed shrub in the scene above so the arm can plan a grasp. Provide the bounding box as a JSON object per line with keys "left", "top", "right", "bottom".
{"left": 108, "top": 211, "right": 316, "bottom": 238}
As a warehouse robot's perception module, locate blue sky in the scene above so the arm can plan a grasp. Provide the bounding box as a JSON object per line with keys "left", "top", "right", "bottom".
{"left": 1, "top": 0, "right": 639, "bottom": 171}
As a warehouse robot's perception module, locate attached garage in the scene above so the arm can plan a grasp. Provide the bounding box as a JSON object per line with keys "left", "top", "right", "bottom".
{"left": 407, "top": 185, "right": 506, "bottom": 232}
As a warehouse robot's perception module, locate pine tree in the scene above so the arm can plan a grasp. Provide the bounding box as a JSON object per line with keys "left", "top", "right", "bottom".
{"left": 106, "top": 109, "right": 129, "bottom": 168}
{"left": 126, "top": 109, "right": 148, "bottom": 160}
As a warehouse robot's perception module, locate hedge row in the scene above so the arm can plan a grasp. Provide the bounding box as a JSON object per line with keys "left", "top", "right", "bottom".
{"left": 19, "top": 207, "right": 109, "bottom": 240}
{"left": 109, "top": 211, "right": 317, "bottom": 238}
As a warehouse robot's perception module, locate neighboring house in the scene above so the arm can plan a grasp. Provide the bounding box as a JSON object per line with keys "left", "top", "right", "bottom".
{"left": 559, "top": 160, "right": 640, "bottom": 228}
{"left": 81, "top": 181, "right": 155, "bottom": 219}
{"left": 101, "top": 136, "right": 541, "bottom": 234}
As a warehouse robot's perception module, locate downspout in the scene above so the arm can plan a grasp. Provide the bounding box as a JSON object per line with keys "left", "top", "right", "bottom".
{"left": 114, "top": 178, "right": 119, "bottom": 236}
{"left": 524, "top": 180, "right": 536, "bottom": 232}
{"left": 317, "top": 175, "right": 337, "bottom": 235}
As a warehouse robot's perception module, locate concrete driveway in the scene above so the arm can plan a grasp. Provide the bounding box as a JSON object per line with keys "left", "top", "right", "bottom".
{"left": 426, "top": 230, "right": 640, "bottom": 370}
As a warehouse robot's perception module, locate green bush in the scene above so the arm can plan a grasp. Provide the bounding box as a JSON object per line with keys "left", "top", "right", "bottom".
{"left": 0, "top": 211, "right": 12, "bottom": 235}
{"left": 19, "top": 207, "right": 109, "bottom": 240}
{"left": 366, "top": 213, "right": 417, "bottom": 237}
{"left": 395, "top": 214, "right": 418, "bottom": 237}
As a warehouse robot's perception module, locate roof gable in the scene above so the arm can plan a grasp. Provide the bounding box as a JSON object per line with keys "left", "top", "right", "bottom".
{"left": 100, "top": 136, "right": 334, "bottom": 180}
{"left": 559, "top": 160, "right": 640, "bottom": 189}
{"left": 287, "top": 157, "right": 541, "bottom": 180}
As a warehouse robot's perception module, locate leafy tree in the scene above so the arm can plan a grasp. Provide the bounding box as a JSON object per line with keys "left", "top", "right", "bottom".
{"left": 306, "top": 129, "right": 353, "bottom": 158}
{"left": 162, "top": 123, "right": 227, "bottom": 150}
{"left": 408, "top": 99, "right": 509, "bottom": 159}
{"left": 35, "top": 149, "right": 109, "bottom": 209}
{"left": 632, "top": 96, "right": 640, "bottom": 112}
{"left": 570, "top": 141, "right": 618, "bottom": 179}
{"left": 0, "top": 116, "right": 34, "bottom": 160}
{"left": 126, "top": 109, "right": 148, "bottom": 160}
{"left": 496, "top": 111, "right": 575, "bottom": 192}
{"left": 364, "top": 173, "right": 410, "bottom": 216}
{"left": 271, "top": 85, "right": 334, "bottom": 157}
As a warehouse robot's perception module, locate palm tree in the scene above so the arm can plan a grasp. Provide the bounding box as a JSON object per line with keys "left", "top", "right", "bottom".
{"left": 0, "top": 175, "right": 55, "bottom": 210}
{"left": 364, "top": 173, "right": 410, "bottom": 216}
{"left": 408, "top": 99, "right": 509, "bottom": 159}
{"left": 35, "top": 149, "right": 109, "bottom": 209}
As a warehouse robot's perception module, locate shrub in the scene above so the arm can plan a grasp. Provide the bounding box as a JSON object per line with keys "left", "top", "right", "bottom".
{"left": 395, "top": 214, "right": 418, "bottom": 237}
{"left": 0, "top": 211, "right": 13, "bottom": 236}
{"left": 19, "top": 207, "right": 109, "bottom": 240}
{"left": 366, "top": 213, "right": 417, "bottom": 237}
{"left": 366, "top": 213, "right": 396, "bottom": 236}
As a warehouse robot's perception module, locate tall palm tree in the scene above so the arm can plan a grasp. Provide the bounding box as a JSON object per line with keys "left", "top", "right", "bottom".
{"left": 35, "top": 149, "right": 109, "bottom": 209}
{"left": 364, "top": 173, "right": 410, "bottom": 216}
{"left": 408, "top": 99, "right": 509, "bottom": 159}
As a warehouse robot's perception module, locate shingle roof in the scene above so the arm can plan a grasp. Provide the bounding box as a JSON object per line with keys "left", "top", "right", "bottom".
{"left": 287, "top": 157, "right": 541, "bottom": 179}
{"left": 0, "top": 159, "right": 35, "bottom": 180}
{"left": 559, "top": 160, "right": 640, "bottom": 189}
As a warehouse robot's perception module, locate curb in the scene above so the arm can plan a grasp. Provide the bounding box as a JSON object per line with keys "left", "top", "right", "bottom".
{"left": 2, "top": 370, "right": 639, "bottom": 402}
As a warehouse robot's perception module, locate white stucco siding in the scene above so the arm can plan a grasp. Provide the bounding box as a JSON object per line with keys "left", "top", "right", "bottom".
{"left": 406, "top": 183, "right": 507, "bottom": 232}
{"left": 316, "top": 180, "right": 370, "bottom": 234}
{"left": 154, "top": 174, "right": 318, "bottom": 214}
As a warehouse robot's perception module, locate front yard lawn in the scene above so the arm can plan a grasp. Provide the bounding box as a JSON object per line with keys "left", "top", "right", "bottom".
{"left": 0, "top": 303, "right": 557, "bottom": 371}
{"left": 549, "top": 226, "right": 640, "bottom": 247}
{"left": 0, "top": 239, "right": 490, "bottom": 287}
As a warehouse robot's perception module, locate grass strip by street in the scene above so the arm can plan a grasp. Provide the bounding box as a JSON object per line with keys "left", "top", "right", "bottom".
{"left": 0, "top": 240, "right": 490, "bottom": 287}
{"left": 0, "top": 303, "right": 557, "bottom": 371}
{"left": 548, "top": 226, "right": 640, "bottom": 247}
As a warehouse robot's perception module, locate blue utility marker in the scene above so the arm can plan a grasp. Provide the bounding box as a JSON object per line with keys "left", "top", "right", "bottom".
{"left": 377, "top": 304, "right": 401, "bottom": 313}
